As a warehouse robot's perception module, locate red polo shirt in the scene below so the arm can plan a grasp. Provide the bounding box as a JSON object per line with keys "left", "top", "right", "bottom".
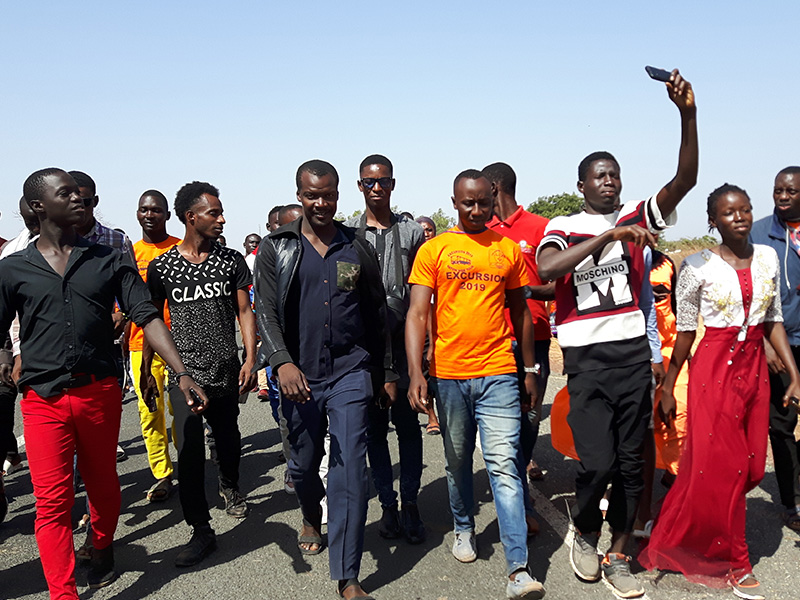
{"left": 488, "top": 205, "right": 551, "bottom": 340}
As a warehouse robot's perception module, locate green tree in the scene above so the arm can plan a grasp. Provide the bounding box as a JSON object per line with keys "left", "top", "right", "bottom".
{"left": 429, "top": 208, "right": 456, "bottom": 235}
{"left": 526, "top": 192, "right": 584, "bottom": 219}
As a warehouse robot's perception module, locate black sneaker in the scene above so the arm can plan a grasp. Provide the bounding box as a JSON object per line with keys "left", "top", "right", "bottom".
{"left": 377, "top": 504, "right": 402, "bottom": 539}
{"left": 175, "top": 524, "right": 217, "bottom": 567}
{"left": 401, "top": 504, "right": 426, "bottom": 544}
{"left": 219, "top": 486, "right": 249, "bottom": 519}
{"left": 87, "top": 544, "right": 117, "bottom": 589}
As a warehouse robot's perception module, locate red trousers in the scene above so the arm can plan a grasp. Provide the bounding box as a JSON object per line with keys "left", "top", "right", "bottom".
{"left": 22, "top": 377, "right": 122, "bottom": 600}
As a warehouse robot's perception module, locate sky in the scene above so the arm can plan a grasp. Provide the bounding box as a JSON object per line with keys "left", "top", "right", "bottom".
{"left": 2, "top": 1, "right": 798, "bottom": 248}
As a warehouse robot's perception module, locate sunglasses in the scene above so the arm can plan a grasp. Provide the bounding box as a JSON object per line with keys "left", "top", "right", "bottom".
{"left": 360, "top": 177, "right": 393, "bottom": 190}
{"left": 80, "top": 196, "right": 96, "bottom": 207}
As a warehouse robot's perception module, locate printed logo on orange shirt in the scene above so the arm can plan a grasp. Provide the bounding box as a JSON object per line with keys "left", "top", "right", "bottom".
{"left": 447, "top": 250, "right": 474, "bottom": 271}
{"left": 490, "top": 250, "right": 508, "bottom": 270}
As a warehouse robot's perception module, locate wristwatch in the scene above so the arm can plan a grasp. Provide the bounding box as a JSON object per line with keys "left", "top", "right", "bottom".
{"left": 523, "top": 364, "right": 541, "bottom": 375}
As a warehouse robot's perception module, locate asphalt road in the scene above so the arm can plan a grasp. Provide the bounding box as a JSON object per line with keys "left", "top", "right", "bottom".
{"left": 2, "top": 373, "right": 799, "bottom": 600}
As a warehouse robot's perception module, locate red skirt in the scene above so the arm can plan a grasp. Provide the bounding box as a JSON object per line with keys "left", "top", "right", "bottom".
{"left": 639, "top": 324, "right": 770, "bottom": 586}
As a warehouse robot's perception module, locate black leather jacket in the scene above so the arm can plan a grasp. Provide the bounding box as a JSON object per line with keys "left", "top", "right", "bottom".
{"left": 253, "top": 217, "right": 397, "bottom": 391}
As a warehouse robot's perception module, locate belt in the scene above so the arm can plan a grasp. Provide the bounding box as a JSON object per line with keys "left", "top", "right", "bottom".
{"left": 63, "top": 373, "right": 102, "bottom": 389}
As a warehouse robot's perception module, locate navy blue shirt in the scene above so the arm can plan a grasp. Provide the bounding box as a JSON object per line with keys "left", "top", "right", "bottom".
{"left": 297, "top": 231, "right": 370, "bottom": 384}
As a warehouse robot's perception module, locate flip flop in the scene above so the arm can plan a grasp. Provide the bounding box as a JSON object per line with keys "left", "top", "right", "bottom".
{"left": 147, "top": 478, "right": 173, "bottom": 503}
{"left": 338, "top": 578, "right": 375, "bottom": 599}
{"left": 426, "top": 423, "right": 440, "bottom": 436}
{"left": 298, "top": 533, "right": 324, "bottom": 555}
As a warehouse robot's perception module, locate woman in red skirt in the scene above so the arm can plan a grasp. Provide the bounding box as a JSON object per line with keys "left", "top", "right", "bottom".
{"left": 639, "top": 184, "right": 800, "bottom": 600}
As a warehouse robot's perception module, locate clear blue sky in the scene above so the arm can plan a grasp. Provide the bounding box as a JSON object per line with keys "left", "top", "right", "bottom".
{"left": 2, "top": 1, "right": 797, "bottom": 248}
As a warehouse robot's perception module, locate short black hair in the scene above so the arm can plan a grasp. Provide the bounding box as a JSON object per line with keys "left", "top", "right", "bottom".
{"left": 482, "top": 162, "right": 517, "bottom": 196}
{"left": 359, "top": 154, "right": 393, "bottom": 177}
{"left": 139, "top": 189, "right": 169, "bottom": 211}
{"left": 268, "top": 205, "right": 283, "bottom": 219}
{"left": 296, "top": 159, "right": 339, "bottom": 191}
{"left": 278, "top": 204, "right": 302, "bottom": 221}
{"left": 68, "top": 170, "right": 96, "bottom": 195}
{"left": 174, "top": 181, "right": 220, "bottom": 224}
{"left": 707, "top": 183, "right": 750, "bottom": 232}
{"left": 453, "top": 169, "right": 487, "bottom": 193}
{"left": 578, "top": 151, "right": 619, "bottom": 182}
{"left": 23, "top": 168, "right": 67, "bottom": 205}
{"left": 777, "top": 166, "right": 800, "bottom": 177}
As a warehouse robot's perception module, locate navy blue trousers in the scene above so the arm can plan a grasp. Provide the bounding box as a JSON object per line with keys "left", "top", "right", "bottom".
{"left": 283, "top": 368, "right": 371, "bottom": 581}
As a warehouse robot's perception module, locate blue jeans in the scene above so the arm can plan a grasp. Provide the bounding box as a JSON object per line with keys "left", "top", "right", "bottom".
{"left": 433, "top": 374, "right": 528, "bottom": 575}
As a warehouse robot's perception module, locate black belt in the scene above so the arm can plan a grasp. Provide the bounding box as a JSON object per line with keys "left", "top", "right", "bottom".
{"left": 63, "top": 373, "right": 102, "bottom": 389}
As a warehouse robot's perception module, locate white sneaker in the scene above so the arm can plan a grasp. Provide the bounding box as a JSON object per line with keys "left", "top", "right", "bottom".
{"left": 452, "top": 531, "right": 477, "bottom": 563}
{"left": 506, "top": 570, "right": 546, "bottom": 599}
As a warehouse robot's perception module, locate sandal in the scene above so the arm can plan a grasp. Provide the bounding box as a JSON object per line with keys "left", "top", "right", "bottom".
{"left": 338, "top": 578, "right": 375, "bottom": 599}
{"left": 783, "top": 506, "right": 800, "bottom": 532}
{"left": 299, "top": 511, "right": 324, "bottom": 555}
{"left": 298, "top": 532, "right": 324, "bottom": 555}
{"left": 527, "top": 461, "right": 544, "bottom": 481}
{"left": 147, "top": 477, "right": 173, "bottom": 503}
{"left": 426, "top": 423, "right": 440, "bottom": 436}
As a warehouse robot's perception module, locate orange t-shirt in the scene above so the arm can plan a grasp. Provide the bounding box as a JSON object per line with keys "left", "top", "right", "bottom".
{"left": 128, "top": 236, "right": 182, "bottom": 351}
{"left": 409, "top": 228, "right": 530, "bottom": 379}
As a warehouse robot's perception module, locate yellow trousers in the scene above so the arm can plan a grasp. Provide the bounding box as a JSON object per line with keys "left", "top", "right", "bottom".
{"left": 130, "top": 351, "right": 174, "bottom": 480}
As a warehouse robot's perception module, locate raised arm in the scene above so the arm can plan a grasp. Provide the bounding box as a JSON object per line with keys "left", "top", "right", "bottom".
{"left": 654, "top": 69, "right": 698, "bottom": 219}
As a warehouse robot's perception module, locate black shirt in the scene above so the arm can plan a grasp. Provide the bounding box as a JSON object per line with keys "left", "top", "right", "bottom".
{"left": 297, "top": 231, "right": 370, "bottom": 385}
{"left": 147, "top": 243, "right": 251, "bottom": 397}
{"left": 0, "top": 238, "right": 159, "bottom": 397}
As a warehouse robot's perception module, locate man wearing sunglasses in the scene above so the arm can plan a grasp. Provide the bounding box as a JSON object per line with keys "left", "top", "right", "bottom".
{"left": 345, "top": 155, "right": 426, "bottom": 544}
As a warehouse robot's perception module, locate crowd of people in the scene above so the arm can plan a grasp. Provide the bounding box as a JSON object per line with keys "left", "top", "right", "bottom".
{"left": 0, "top": 69, "right": 798, "bottom": 600}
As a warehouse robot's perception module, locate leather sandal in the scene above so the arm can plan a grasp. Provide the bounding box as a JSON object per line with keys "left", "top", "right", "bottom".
{"left": 338, "top": 578, "right": 375, "bottom": 599}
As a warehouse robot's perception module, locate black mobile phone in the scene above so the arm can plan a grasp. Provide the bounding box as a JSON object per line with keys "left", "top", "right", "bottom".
{"left": 645, "top": 66, "right": 672, "bottom": 82}
{"left": 189, "top": 388, "right": 203, "bottom": 405}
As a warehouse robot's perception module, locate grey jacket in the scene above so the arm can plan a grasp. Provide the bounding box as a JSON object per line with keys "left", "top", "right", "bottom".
{"left": 344, "top": 213, "right": 424, "bottom": 388}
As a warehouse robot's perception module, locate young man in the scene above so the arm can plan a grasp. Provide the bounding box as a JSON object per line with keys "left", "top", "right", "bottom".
{"left": 129, "top": 190, "right": 182, "bottom": 502}
{"left": 243, "top": 233, "right": 261, "bottom": 271}
{"left": 142, "top": 181, "right": 258, "bottom": 567}
{"left": 484, "top": 162, "right": 554, "bottom": 531}
{"left": 750, "top": 166, "right": 800, "bottom": 531}
{"left": 254, "top": 160, "right": 393, "bottom": 600}
{"left": 345, "top": 154, "right": 426, "bottom": 544}
{"left": 0, "top": 168, "right": 207, "bottom": 599}
{"left": 70, "top": 170, "right": 134, "bottom": 462}
{"left": 406, "top": 170, "right": 545, "bottom": 600}
{"left": 536, "top": 70, "right": 697, "bottom": 598}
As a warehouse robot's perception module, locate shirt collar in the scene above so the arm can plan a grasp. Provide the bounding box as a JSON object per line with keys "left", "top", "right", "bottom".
{"left": 494, "top": 205, "right": 525, "bottom": 227}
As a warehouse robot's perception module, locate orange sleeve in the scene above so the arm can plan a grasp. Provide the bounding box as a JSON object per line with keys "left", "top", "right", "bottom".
{"left": 505, "top": 242, "right": 531, "bottom": 289}
{"left": 408, "top": 240, "right": 437, "bottom": 288}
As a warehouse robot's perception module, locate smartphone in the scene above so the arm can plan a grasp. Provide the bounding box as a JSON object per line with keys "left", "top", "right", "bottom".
{"left": 189, "top": 388, "right": 203, "bottom": 406}
{"left": 645, "top": 66, "right": 672, "bottom": 82}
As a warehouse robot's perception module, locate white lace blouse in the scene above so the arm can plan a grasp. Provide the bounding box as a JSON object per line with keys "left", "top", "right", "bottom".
{"left": 675, "top": 245, "right": 783, "bottom": 338}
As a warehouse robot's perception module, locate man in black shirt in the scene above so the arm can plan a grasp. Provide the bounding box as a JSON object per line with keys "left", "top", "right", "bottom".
{"left": 0, "top": 168, "right": 207, "bottom": 600}
{"left": 143, "top": 181, "right": 257, "bottom": 567}
{"left": 254, "top": 160, "right": 394, "bottom": 600}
